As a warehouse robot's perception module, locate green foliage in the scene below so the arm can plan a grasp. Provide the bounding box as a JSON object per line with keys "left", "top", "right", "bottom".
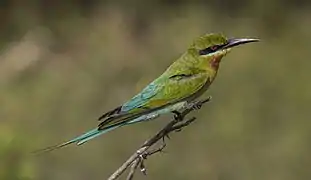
{"left": 1, "top": 1, "right": 311, "bottom": 180}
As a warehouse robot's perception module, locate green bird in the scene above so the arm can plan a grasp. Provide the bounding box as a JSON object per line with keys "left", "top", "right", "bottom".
{"left": 35, "top": 33, "right": 259, "bottom": 153}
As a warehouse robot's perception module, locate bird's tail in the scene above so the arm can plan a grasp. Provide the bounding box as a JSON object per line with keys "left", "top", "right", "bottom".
{"left": 33, "top": 124, "right": 122, "bottom": 155}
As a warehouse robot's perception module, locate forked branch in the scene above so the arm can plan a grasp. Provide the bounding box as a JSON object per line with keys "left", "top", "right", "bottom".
{"left": 107, "top": 97, "right": 212, "bottom": 180}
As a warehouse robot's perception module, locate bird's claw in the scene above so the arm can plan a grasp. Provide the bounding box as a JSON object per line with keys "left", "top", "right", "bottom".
{"left": 188, "top": 96, "right": 212, "bottom": 110}
{"left": 172, "top": 111, "right": 183, "bottom": 121}
{"left": 192, "top": 103, "right": 202, "bottom": 110}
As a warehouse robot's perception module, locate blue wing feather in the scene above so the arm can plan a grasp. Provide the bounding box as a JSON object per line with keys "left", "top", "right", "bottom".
{"left": 97, "top": 80, "right": 162, "bottom": 129}
{"left": 98, "top": 82, "right": 159, "bottom": 121}
{"left": 121, "top": 82, "right": 159, "bottom": 112}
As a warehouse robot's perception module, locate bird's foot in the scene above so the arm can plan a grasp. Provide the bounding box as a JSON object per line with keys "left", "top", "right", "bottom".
{"left": 172, "top": 110, "right": 183, "bottom": 121}
{"left": 188, "top": 101, "right": 203, "bottom": 110}
{"left": 191, "top": 103, "right": 202, "bottom": 110}
{"left": 188, "top": 96, "right": 212, "bottom": 111}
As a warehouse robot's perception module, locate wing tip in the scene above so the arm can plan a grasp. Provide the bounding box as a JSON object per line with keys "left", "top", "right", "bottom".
{"left": 98, "top": 106, "right": 122, "bottom": 121}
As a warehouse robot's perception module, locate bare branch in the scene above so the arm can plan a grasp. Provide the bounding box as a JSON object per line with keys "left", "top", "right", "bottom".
{"left": 107, "top": 97, "right": 212, "bottom": 180}
{"left": 126, "top": 159, "right": 141, "bottom": 180}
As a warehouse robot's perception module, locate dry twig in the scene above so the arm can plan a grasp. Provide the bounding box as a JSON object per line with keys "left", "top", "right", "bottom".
{"left": 107, "top": 97, "right": 212, "bottom": 180}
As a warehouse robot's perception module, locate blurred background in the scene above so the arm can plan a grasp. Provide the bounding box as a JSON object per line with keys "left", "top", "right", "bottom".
{"left": 0, "top": 0, "right": 311, "bottom": 180}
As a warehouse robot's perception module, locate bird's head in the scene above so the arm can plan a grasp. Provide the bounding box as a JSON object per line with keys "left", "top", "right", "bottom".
{"left": 189, "top": 33, "right": 259, "bottom": 69}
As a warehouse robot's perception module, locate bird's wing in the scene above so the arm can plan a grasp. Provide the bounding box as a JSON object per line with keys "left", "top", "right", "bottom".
{"left": 98, "top": 71, "right": 209, "bottom": 130}
{"left": 97, "top": 82, "right": 160, "bottom": 121}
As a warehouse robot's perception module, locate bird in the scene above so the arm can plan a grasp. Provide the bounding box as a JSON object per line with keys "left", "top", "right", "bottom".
{"left": 34, "top": 33, "right": 259, "bottom": 154}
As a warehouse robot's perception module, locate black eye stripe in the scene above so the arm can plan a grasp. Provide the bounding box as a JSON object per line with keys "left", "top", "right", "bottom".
{"left": 199, "top": 46, "right": 218, "bottom": 55}
{"left": 199, "top": 43, "right": 228, "bottom": 55}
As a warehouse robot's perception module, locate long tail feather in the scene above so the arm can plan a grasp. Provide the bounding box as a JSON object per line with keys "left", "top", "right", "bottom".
{"left": 32, "top": 103, "right": 181, "bottom": 155}
{"left": 76, "top": 125, "right": 120, "bottom": 145}
{"left": 32, "top": 124, "right": 123, "bottom": 155}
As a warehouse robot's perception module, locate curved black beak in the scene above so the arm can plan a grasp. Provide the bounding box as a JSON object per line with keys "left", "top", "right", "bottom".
{"left": 222, "top": 38, "right": 260, "bottom": 49}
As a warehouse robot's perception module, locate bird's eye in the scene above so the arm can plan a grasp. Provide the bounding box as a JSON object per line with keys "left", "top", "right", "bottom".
{"left": 210, "top": 45, "right": 219, "bottom": 51}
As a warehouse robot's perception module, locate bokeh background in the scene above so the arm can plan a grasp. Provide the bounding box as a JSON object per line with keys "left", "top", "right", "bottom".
{"left": 1, "top": 1, "right": 311, "bottom": 180}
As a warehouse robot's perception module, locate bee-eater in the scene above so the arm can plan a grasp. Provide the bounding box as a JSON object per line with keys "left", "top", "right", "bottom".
{"left": 35, "top": 33, "right": 259, "bottom": 153}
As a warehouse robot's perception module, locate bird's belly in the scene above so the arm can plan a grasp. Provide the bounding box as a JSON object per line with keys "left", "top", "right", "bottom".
{"left": 128, "top": 101, "right": 188, "bottom": 124}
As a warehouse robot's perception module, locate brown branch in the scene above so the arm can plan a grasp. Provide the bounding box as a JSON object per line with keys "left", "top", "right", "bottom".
{"left": 107, "top": 97, "right": 212, "bottom": 180}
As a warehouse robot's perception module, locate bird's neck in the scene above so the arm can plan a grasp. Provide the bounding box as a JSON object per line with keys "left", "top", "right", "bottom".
{"left": 167, "top": 52, "right": 220, "bottom": 80}
{"left": 210, "top": 56, "right": 222, "bottom": 70}
{"left": 196, "top": 55, "right": 221, "bottom": 75}
{"left": 208, "top": 56, "right": 223, "bottom": 82}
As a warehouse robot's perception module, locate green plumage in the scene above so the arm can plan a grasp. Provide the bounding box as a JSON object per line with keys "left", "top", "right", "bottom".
{"left": 98, "top": 34, "right": 229, "bottom": 128}
{"left": 34, "top": 33, "right": 259, "bottom": 154}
